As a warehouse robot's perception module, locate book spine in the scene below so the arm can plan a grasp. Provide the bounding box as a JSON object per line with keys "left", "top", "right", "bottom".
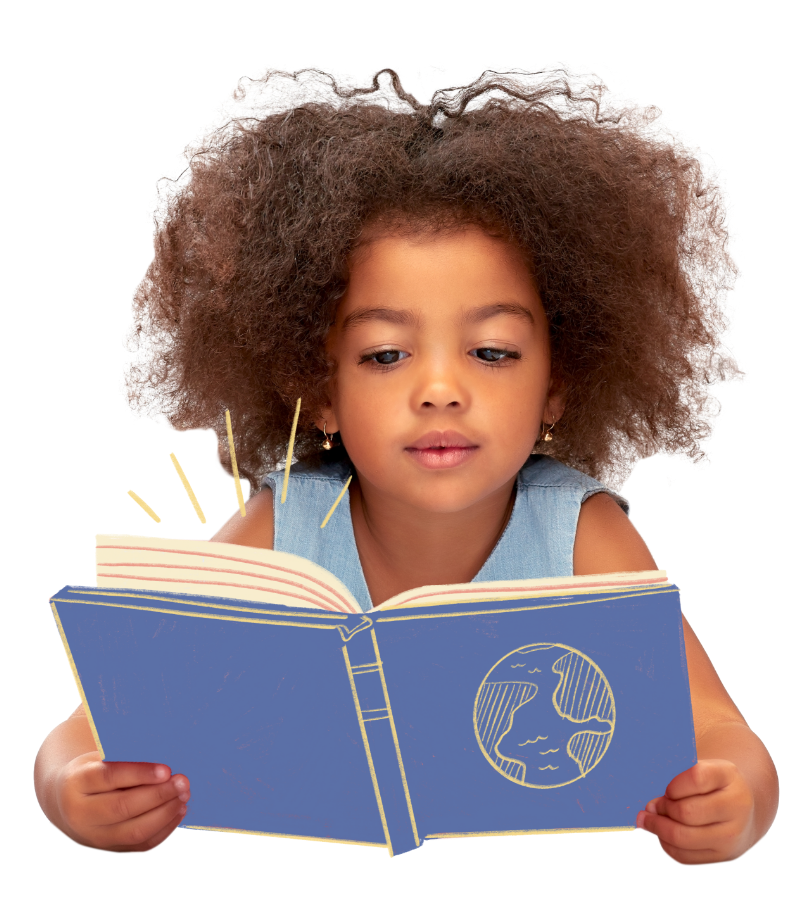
{"left": 341, "top": 626, "right": 421, "bottom": 856}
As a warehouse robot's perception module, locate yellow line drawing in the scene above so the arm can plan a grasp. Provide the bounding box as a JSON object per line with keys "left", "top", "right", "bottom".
{"left": 341, "top": 630, "right": 421, "bottom": 857}
{"left": 50, "top": 600, "right": 337, "bottom": 631}
{"left": 50, "top": 605, "right": 104, "bottom": 759}
{"left": 320, "top": 474, "right": 353, "bottom": 529}
{"left": 127, "top": 491, "right": 161, "bottom": 523}
{"left": 376, "top": 588, "right": 668, "bottom": 620}
{"left": 473, "top": 643, "right": 616, "bottom": 790}
{"left": 342, "top": 645, "right": 393, "bottom": 857}
{"left": 371, "top": 631, "right": 421, "bottom": 849}
{"left": 170, "top": 453, "right": 206, "bottom": 523}
{"left": 177, "top": 825, "right": 386, "bottom": 849}
{"left": 70, "top": 588, "right": 346, "bottom": 616}
{"left": 517, "top": 736, "right": 547, "bottom": 753}
{"left": 424, "top": 826, "right": 635, "bottom": 841}
{"left": 225, "top": 409, "right": 246, "bottom": 518}
{"left": 336, "top": 615, "right": 374, "bottom": 643}
{"left": 281, "top": 397, "right": 301, "bottom": 504}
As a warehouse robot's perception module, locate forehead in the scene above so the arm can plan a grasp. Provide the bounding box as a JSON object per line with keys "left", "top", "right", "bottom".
{"left": 349, "top": 226, "right": 530, "bottom": 273}
{"left": 333, "top": 227, "right": 545, "bottom": 336}
{"left": 343, "top": 227, "right": 536, "bottom": 304}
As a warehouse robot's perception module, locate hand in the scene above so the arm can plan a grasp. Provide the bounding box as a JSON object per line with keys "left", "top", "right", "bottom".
{"left": 637, "top": 759, "right": 755, "bottom": 863}
{"left": 55, "top": 751, "right": 190, "bottom": 851}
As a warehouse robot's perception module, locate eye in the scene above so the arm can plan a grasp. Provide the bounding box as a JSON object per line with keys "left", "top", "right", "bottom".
{"left": 475, "top": 348, "right": 520, "bottom": 365}
{"left": 358, "top": 348, "right": 406, "bottom": 370}
{"left": 358, "top": 348, "right": 522, "bottom": 370}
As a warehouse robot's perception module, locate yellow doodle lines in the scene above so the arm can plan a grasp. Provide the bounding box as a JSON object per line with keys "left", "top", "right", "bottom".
{"left": 128, "top": 402, "right": 350, "bottom": 527}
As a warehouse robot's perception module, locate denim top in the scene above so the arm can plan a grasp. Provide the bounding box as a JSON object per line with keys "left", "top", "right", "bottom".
{"left": 263, "top": 454, "right": 627, "bottom": 613}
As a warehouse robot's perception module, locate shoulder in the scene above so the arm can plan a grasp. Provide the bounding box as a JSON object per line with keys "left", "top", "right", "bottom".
{"left": 565, "top": 478, "right": 758, "bottom": 744}
{"left": 520, "top": 454, "right": 630, "bottom": 516}
{"left": 573, "top": 492, "right": 656, "bottom": 575}
{"left": 211, "top": 486, "right": 274, "bottom": 550}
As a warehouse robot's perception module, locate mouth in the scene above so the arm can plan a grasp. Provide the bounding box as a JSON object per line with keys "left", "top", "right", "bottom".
{"left": 406, "top": 430, "right": 477, "bottom": 450}
{"left": 406, "top": 446, "right": 478, "bottom": 470}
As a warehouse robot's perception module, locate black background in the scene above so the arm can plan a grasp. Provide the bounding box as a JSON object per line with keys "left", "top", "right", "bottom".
{"left": 31, "top": 56, "right": 778, "bottom": 875}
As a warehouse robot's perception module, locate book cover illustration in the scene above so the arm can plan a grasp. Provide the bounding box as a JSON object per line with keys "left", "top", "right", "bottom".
{"left": 50, "top": 543, "right": 696, "bottom": 856}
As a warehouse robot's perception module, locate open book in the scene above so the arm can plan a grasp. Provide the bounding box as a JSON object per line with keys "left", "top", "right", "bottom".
{"left": 50, "top": 535, "right": 696, "bottom": 856}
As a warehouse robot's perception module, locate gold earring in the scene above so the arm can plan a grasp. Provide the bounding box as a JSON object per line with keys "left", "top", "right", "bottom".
{"left": 321, "top": 422, "right": 335, "bottom": 450}
{"left": 542, "top": 421, "right": 556, "bottom": 442}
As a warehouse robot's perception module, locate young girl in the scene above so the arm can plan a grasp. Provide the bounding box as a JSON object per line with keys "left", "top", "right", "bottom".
{"left": 34, "top": 69, "right": 778, "bottom": 861}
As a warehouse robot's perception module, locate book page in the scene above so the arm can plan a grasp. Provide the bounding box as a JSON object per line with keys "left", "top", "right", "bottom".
{"left": 377, "top": 570, "right": 668, "bottom": 610}
{"left": 96, "top": 535, "right": 362, "bottom": 614}
{"left": 96, "top": 536, "right": 666, "bottom": 614}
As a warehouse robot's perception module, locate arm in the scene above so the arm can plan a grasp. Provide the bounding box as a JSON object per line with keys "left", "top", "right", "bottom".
{"left": 211, "top": 486, "right": 274, "bottom": 548}
{"left": 33, "top": 703, "right": 98, "bottom": 840}
{"left": 637, "top": 616, "right": 777, "bottom": 863}
{"left": 35, "top": 705, "right": 190, "bottom": 850}
{"left": 574, "top": 493, "right": 779, "bottom": 863}
{"left": 655, "top": 621, "right": 778, "bottom": 861}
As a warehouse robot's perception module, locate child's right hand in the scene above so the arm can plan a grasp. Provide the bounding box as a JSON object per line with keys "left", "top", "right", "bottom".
{"left": 55, "top": 751, "right": 190, "bottom": 851}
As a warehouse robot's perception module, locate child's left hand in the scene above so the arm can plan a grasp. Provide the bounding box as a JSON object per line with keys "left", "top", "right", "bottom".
{"left": 637, "top": 759, "right": 754, "bottom": 863}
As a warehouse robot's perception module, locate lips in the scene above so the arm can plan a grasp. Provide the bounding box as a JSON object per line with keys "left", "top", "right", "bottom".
{"left": 406, "top": 430, "right": 477, "bottom": 451}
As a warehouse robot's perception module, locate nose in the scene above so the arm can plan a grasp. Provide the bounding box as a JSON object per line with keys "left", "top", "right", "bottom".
{"left": 413, "top": 351, "right": 470, "bottom": 408}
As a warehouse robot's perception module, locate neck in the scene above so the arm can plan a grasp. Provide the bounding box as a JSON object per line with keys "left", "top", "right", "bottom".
{"left": 348, "top": 473, "right": 517, "bottom": 607}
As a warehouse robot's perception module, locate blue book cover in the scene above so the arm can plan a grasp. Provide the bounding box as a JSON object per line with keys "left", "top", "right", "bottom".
{"left": 50, "top": 580, "right": 696, "bottom": 856}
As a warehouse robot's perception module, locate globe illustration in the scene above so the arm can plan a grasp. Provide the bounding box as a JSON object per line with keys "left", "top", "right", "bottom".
{"left": 473, "top": 643, "right": 615, "bottom": 788}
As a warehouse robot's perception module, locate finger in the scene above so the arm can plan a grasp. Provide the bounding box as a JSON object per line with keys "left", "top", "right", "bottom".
{"left": 664, "top": 760, "right": 736, "bottom": 801}
{"left": 639, "top": 810, "right": 717, "bottom": 852}
{"left": 81, "top": 760, "right": 172, "bottom": 794}
{"left": 639, "top": 807, "right": 748, "bottom": 856}
{"left": 105, "top": 796, "right": 187, "bottom": 850}
{"left": 651, "top": 787, "right": 741, "bottom": 827}
{"left": 114, "top": 808, "right": 187, "bottom": 853}
{"left": 639, "top": 811, "right": 741, "bottom": 866}
{"left": 91, "top": 776, "right": 189, "bottom": 826}
{"left": 657, "top": 840, "right": 724, "bottom": 865}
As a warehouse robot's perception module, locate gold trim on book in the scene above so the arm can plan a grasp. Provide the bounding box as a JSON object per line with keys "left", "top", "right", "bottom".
{"left": 342, "top": 644, "right": 393, "bottom": 857}
{"left": 50, "top": 586, "right": 679, "bottom": 628}
{"left": 371, "top": 631, "right": 421, "bottom": 849}
{"left": 337, "top": 616, "right": 373, "bottom": 642}
{"left": 342, "top": 630, "right": 421, "bottom": 857}
{"left": 377, "top": 585, "right": 679, "bottom": 622}
{"left": 179, "top": 826, "right": 387, "bottom": 848}
{"left": 50, "top": 603, "right": 104, "bottom": 759}
{"left": 50, "top": 599, "right": 337, "bottom": 631}
{"left": 380, "top": 582, "right": 668, "bottom": 610}
{"left": 179, "top": 826, "right": 635, "bottom": 848}
{"left": 426, "top": 826, "right": 635, "bottom": 841}
{"left": 73, "top": 588, "right": 347, "bottom": 619}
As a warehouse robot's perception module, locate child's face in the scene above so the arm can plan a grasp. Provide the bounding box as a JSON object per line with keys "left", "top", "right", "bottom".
{"left": 318, "top": 225, "right": 563, "bottom": 513}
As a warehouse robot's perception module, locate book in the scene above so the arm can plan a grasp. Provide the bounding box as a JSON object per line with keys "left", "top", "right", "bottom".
{"left": 50, "top": 535, "right": 696, "bottom": 856}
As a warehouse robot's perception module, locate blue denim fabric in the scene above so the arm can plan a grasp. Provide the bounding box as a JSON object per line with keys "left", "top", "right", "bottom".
{"left": 263, "top": 454, "right": 627, "bottom": 613}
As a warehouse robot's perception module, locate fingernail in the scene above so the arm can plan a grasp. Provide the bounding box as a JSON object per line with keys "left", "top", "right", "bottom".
{"left": 178, "top": 791, "right": 190, "bottom": 802}
{"left": 179, "top": 803, "right": 188, "bottom": 816}
{"left": 154, "top": 765, "right": 169, "bottom": 781}
{"left": 173, "top": 776, "right": 187, "bottom": 793}
{"left": 646, "top": 800, "right": 658, "bottom": 814}
{"left": 636, "top": 811, "right": 646, "bottom": 829}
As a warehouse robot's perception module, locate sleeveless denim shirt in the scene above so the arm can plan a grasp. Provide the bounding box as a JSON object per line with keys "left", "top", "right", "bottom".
{"left": 263, "top": 454, "right": 627, "bottom": 613}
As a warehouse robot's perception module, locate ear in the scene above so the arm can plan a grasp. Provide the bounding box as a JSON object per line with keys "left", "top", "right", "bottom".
{"left": 542, "top": 379, "right": 566, "bottom": 426}
{"left": 313, "top": 406, "right": 340, "bottom": 435}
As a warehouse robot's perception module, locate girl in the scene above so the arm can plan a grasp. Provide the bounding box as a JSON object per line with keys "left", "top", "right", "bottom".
{"left": 34, "top": 69, "right": 778, "bottom": 861}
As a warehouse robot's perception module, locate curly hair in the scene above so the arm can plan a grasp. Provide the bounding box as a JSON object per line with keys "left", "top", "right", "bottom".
{"left": 128, "top": 68, "right": 738, "bottom": 491}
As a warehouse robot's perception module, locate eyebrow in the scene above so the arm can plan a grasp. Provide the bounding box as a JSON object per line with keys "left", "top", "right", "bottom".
{"left": 340, "top": 301, "right": 534, "bottom": 331}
